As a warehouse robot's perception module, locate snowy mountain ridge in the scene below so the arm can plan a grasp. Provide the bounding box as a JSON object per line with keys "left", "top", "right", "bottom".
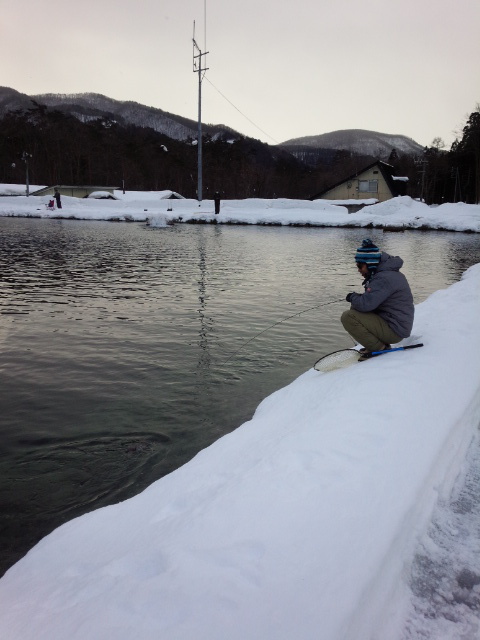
{"left": 0, "top": 87, "right": 424, "bottom": 156}
{"left": 0, "top": 86, "right": 240, "bottom": 143}
{"left": 33, "top": 92, "right": 202, "bottom": 141}
{"left": 282, "top": 128, "right": 424, "bottom": 157}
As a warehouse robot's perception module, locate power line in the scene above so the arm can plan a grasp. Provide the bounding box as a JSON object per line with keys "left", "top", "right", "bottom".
{"left": 204, "top": 76, "right": 280, "bottom": 145}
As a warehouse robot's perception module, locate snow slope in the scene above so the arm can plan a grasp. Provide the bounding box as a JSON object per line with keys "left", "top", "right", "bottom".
{"left": 0, "top": 262, "right": 479, "bottom": 640}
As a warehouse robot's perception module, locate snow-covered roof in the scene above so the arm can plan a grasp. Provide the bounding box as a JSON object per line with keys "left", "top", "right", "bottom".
{"left": 112, "top": 190, "right": 185, "bottom": 200}
{"left": 87, "top": 191, "right": 119, "bottom": 199}
{"left": 0, "top": 183, "right": 46, "bottom": 196}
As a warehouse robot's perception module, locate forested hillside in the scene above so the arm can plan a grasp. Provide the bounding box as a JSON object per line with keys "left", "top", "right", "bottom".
{"left": 0, "top": 102, "right": 307, "bottom": 198}
{"left": 0, "top": 101, "right": 379, "bottom": 199}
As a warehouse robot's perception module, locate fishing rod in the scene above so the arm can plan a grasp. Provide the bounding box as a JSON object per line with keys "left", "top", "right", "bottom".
{"left": 221, "top": 298, "right": 345, "bottom": 366}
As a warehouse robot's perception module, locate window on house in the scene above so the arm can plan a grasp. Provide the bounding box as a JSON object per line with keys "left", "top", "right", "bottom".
{"left": 358, "top": 180, "right": 378, "bottom": 193}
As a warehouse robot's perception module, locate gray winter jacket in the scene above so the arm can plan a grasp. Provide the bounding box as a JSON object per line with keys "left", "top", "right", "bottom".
{"left": 349, "top": 252, "right": 414, "bottom": 338}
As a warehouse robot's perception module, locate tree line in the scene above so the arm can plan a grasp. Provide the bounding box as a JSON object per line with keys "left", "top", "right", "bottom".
{"left": 390, "top": 106, "right": 480, "bottom": 205}
{"left": 0, "top": 103, "right": 313, "bottom": 198}
{"left": 1, "top": 101, "right": 479, "bottom": 203}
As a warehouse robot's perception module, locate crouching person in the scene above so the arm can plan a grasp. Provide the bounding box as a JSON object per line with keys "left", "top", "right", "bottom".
{"left": 341, "top": 239, "right": 414, "bottom": 358}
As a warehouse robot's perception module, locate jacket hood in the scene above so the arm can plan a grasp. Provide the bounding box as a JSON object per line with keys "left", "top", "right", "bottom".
{"left": 377, "top": 252, "right": 404, "bottom": 272}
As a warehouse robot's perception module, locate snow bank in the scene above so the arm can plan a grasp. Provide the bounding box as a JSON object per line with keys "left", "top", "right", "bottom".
{"left": 148, "top": 196, "right": 480, "bottom": 232}
{"left": 0, "top": 189, "right": 479, "bottom": 232}
{"left": 0, "top": 264, "right": 479, "bottom": 640}
{"left": 112, "top": 189, "right": 185, "bottom": 200}
{"left": 86, "top": 191, "right": 119, "bottom": 199}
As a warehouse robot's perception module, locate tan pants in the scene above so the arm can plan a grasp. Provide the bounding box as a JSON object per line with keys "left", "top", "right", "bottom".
{"left": 341, "top": 309, "right": 402, "bottom": 352}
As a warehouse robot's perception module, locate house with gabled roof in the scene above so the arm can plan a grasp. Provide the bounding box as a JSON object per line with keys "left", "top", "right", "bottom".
{"left": 311, "top": 161, "right": 408, "bottom": 204}
{"left": 30, "top": 186, "right": 186, "bottom": 200}
{"left": 30, "top": 185, "right": 119, "bottom": 198}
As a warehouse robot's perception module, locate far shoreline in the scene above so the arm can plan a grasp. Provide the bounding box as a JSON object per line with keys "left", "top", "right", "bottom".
{"left": 1, "top": 212, "right": 478, "bottom": 234}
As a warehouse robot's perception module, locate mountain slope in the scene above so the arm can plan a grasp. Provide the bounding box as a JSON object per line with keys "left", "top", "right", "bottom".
{"left": 0, "top": 86, "right": 37, "bottom": 115}
{"left": 33, "top": 92, "right": 246, "bottom": 143}
{"left": 281, "top": 129, "right": 423, "bottom": 157}
{"left": 0, "top": 87, "right": 242, "bottom": 143}
{"left": 33, "top": 92, "right": 201, "bottom": 141}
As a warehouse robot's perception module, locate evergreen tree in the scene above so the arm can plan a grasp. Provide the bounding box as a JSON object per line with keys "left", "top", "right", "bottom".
{"left": 455, "top": 107, "right": 480, "bottom": 203}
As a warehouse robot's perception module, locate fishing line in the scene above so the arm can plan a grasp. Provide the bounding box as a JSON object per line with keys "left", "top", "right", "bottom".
{"left": 221, "top": 298, "right": 345, "bottom": 366}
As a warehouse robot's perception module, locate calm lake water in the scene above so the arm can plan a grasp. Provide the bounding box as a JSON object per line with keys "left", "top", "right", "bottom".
{"left": 1, "top": 218, "right": 479, "bottom": 576}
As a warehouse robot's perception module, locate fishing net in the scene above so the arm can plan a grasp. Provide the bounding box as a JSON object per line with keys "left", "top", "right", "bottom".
{"left": 313, "top": 349, "right": 361, "bottom": 372}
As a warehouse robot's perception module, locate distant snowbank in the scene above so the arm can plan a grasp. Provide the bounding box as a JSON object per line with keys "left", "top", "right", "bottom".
{"left": 0, "top": 265, "right": 479, "bottom": 639}
{"left": 0, "top": 189, "right": 479, "bottom": 233}
{"left": 162, "top": 196, "right": 480, "bottom": 232}
{"left": 112, "top": 189, "right": 185, "bottom": 200}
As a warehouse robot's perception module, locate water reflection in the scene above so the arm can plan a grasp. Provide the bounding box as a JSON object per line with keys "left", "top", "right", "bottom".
{"left": 196, "top": 227, "right": 214, "bottom": 371}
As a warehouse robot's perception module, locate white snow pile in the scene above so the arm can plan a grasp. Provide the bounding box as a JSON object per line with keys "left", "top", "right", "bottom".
{"left": 115, "top": 189, "right": 184, "bottom": 200}
{"left": 0, "top": 187, "right": 479, "bottom": 232}
{"left": 322, "top": 197, "right": 378, "bottom": 205}
{"left": 86, "top": 191, "right": 119, "bottom": 199}
{"left": 0, "top": 265, "right": 479, "bottom": 640}
{"left": 148, "top": 196, "right": 480, "bottom": 232}
{"left": 167, "top": 196, "right": 480, "bottom": 232}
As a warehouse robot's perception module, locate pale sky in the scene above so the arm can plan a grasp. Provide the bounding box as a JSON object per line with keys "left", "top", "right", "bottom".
{"left": 2, "top": 0, "right": 479, "bottom": 148}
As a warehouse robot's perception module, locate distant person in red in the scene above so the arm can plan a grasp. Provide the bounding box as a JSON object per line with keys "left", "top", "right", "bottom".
{"left": 54, "top": 188, "right": 62, "bottom": 209}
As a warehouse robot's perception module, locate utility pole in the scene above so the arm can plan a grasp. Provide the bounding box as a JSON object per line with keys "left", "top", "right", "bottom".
{"left": 22, "top": 151, "right": 32, "bottom": 196}
{"left": 192, "top": 21, "right": 208, "bottom": 203}
{"left": 415, "top": 157, "right": 428, "bottom": 202}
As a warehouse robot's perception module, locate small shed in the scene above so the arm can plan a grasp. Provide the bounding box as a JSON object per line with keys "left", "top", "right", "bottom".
{"left": 312, "top": 161, "right": 408, "bottom": 204}
{"left": 30, "top": 185, "right": 119, "bottom": 198}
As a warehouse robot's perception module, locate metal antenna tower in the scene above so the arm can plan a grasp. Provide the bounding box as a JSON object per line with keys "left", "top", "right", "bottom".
{"left": 414, "top": 157, "right": 428, "bottom": 202}
{"left": 193, "top": 20, "right": 209, "bottom": 203}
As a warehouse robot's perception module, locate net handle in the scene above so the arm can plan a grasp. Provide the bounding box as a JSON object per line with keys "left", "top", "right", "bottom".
{"left": 365, "top": 343, "right": 424, "bottom": 358}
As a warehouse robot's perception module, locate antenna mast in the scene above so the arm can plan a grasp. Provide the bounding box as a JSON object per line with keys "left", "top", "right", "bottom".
{"left": 193, "top": 19, "right": 209, "bottom": 203}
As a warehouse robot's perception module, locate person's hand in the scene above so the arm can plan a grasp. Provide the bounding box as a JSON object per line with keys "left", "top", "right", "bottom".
{"left": 346, "top": 292, "right": 354, "bottom": 302}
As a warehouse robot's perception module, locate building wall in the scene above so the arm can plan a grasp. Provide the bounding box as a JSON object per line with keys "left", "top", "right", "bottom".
{"left": 60, "top": 188, "right": 91, "bottom": 198}
{"left": 319, "top": 167, "right": 393, "bottom": 202}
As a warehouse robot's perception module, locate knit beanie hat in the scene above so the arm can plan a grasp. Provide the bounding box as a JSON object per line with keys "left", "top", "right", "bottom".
{"left": 355, "top": 239, "right": 381, "bottom": 271}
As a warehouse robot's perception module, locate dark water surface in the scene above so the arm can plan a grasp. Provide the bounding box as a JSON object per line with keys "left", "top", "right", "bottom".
{"left": 1, "top": 218, "right": 479, "bottom": 575}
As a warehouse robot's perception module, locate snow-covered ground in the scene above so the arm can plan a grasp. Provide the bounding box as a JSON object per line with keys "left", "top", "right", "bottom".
{"left": 403, "top": 429, "right": 480, "bottom": 638}
{"left": 0, "top": 185, "right": 479, "bottom": 232}
{"left": 0, "top": 201, "right": 479, "bottom": 638}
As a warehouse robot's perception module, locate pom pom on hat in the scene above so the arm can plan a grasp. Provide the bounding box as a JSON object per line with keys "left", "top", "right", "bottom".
{"left": 355, "top": 238, "right": 381, "bottom": 270}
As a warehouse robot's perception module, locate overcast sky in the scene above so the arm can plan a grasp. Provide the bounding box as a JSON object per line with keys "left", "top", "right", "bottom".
{"left": 2, "top": 0, "right": 479, "bottom": 148}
